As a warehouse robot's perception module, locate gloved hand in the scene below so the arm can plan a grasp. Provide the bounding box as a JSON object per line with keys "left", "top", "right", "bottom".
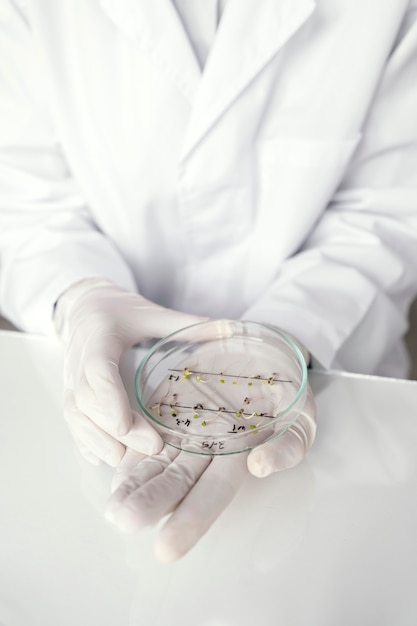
{"left": 54, "top": 278, "right": 206, "bottom": 466}
{"left": 105, "top": 381, "right": 316, "bottom": 562}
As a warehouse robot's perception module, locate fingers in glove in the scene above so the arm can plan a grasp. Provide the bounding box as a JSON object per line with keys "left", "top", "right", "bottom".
{"left": 132, "top": 306, "right": 209, "bottom": 343}
{"left": 68, "top": 345, "right": 163, "bottom": 456}
{"left": 79, "top": 352, "right": 133, "bottom": 437}
{"left": 111, "top": 448, "right": 146, "bottom": 492}
{"left": 109, "top": 446, "right": 179, "bottom": 498}
{"left": 105, "top": 447, "right": 211, "bottom": 532}
{"left": 64, "top": 391, "right": 126, "bottom": 466}
{"left": 247, "top": 384, "right": 317, "bottom": 477}
{"left": 106, "top": 447, "right": 181, "bottom": 525}
{"left": 118, "top": 411, "right": 164, "bottom": 457}
{"left": 155, "top": 453, "right": 249, "bottom": 562}
{"left": 74, "top": 439, "right": 104, "bottom": 466}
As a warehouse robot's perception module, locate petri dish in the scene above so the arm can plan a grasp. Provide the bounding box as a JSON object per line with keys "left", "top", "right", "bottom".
{"left": 134, "top": 319, "right": 307, "bottom": 455}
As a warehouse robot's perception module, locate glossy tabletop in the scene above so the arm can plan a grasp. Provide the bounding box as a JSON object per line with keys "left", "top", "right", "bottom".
{"left": 0, "top": 331, "right": 416, "bottom": 626}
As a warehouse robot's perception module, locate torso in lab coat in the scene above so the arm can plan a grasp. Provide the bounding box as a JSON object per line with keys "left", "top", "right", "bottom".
{"left": 1, "top": 0, "right": 417, "bottom": 375}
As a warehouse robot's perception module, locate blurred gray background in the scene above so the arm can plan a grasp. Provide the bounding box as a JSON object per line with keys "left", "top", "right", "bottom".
{"left": 1, "top": 299, "right": 417, "bottom": 380}
{"left": 406, "top": 298, "right": 417, "bottom": 379}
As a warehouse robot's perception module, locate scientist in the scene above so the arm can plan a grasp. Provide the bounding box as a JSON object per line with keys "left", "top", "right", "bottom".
{"left": 1, "top": 0, "right": 417, "bottom": 561}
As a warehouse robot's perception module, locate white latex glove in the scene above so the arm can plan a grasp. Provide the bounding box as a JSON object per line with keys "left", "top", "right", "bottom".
{"left": 105, "top": 382, "right": 316, "bottom": 562}
{"left": 54, "top": 278, "right": 206, "bottom": 466}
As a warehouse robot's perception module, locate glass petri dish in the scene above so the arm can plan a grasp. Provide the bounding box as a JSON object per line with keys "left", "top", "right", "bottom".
{"left": 134, "top": 320, "right": 307, "bottom": 455}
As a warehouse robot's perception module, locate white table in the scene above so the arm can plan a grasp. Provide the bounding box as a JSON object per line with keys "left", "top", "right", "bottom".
{"left": 0, "top": 330, "right": 416, "bottom": 626}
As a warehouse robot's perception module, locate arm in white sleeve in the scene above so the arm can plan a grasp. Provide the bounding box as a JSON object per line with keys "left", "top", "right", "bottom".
{"left": 244, "top": 2, "right": 417, "bottom": 376}
{"left": 0, "top": 1, "right": 137, "bottom": 334}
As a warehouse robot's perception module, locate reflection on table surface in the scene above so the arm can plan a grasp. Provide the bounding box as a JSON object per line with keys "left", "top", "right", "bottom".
{"left": 0, "top": 330, "right": 416, "bottom": 626}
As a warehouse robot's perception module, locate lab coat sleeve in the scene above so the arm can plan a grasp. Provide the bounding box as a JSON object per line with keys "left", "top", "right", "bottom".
{"left": 0, "top": 1, "right": 137, "bottom": 334}
{"left": 243, "top": 2, "right": 417, "bottom": 376}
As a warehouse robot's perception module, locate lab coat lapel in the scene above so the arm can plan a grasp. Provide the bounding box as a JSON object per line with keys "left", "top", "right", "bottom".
{"left": 99, "top": 0, "right": 202, "bottom": 102}
{"left": 180, "top": 0, "right": 317, "bottom": 160}
{"left": 99, "top": 0, "right": 316, "bottom": 158}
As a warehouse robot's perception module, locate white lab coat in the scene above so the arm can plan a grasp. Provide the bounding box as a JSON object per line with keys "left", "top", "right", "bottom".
{"left": 0, "top": 0, "right": 417, "bottom": 376}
